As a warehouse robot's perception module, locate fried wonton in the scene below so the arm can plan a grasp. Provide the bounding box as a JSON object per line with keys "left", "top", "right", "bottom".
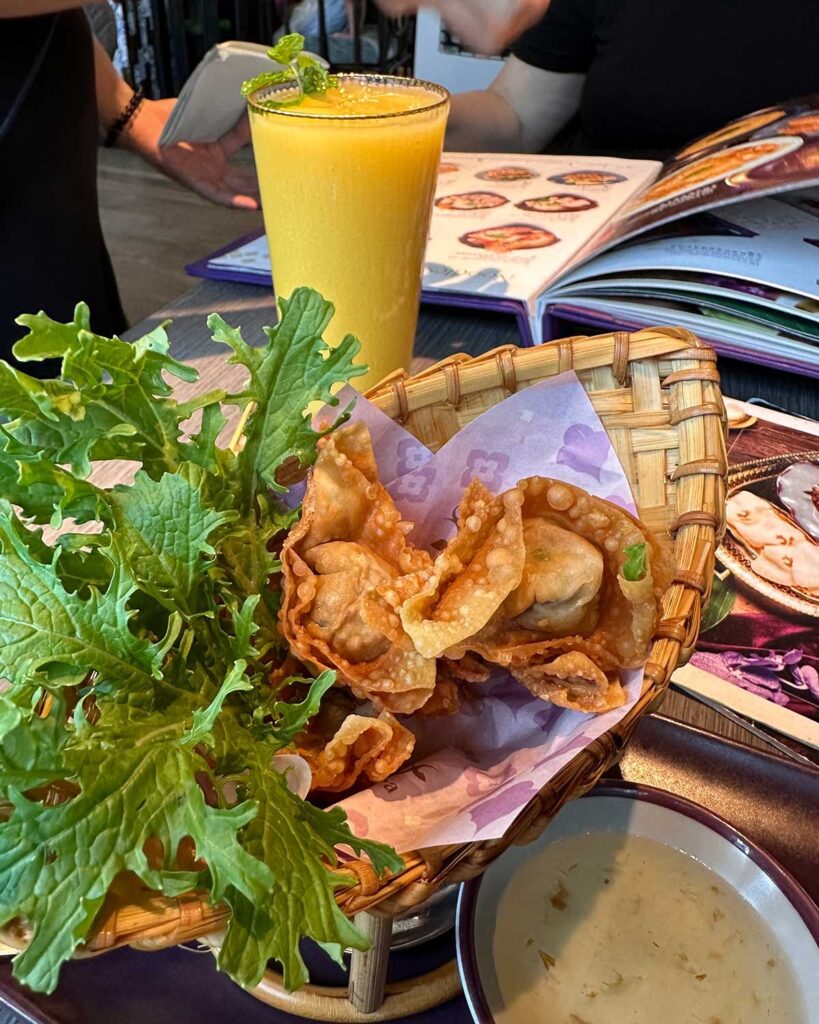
{"left": 481, "top": 479, "right": 673, "bottom": 710}
{"left": 295, "top": 690, "right": 415, "bottom": 793}
{"left": 281, "top": 422, "right": 437, "bottom": 713}
{"left": 401, "top": 477, "right": 673, "bottom": 713}
{"left": 399, "top": 479, "right": 526, "bottom": 658}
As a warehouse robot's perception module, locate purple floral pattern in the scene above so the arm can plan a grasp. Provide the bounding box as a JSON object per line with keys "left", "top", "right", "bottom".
{"left": 396, "top": 437, "right": 430, "bottom": 476}
{"left": 556, "top": 423, "right": 611, "bottom": 482}
{"left": 390, "top": 465, "right": 437, "bottom": 504}
{"left": 464, "top": 762, "right": 516, "bottom": 798}
{"left": 691, "top": 649, "right": 819, "bottom": 712}
{"left": 460, "top": 449, "right": 510, "bottom": 490}
{"left": 793, "top": 663, "right": 819, "bottom": 699}
{"left": 469, "top": 782, "right": 539, "bottom": 832}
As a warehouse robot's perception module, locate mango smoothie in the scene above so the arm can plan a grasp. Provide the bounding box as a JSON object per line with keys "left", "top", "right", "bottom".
{"left": 248, "top": 76, "right": 449, "bottom": 390}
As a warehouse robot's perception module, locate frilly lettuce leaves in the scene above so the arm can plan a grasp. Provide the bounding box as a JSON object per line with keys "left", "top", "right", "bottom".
{"left": 0, "top": 288, "right": 396, "bottom": 994}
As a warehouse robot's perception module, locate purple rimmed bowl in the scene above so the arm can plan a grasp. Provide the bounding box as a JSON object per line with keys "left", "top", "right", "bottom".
{"left": 456, "top": 780, "right": 819, "bottom": 1024}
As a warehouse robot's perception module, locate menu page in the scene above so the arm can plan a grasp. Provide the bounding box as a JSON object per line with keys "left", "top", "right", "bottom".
{"left": 597, "top": 96, "right": 819, "bottom": 250}
{"left": 422, "top": 152, "right": 660, "bottom": 314}
{"left": 673, "top": 402, "right": 819, "bottom": 755}
{"left": 552, "top": 197, "right": 819, "bottom": 301}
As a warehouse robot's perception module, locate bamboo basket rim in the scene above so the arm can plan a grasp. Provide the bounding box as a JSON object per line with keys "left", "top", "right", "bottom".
{"left": 2, "top": 325, "right": 728, "bottom": 967}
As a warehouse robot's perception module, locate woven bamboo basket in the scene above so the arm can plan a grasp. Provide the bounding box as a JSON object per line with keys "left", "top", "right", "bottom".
{"left": 3, "top": 326, "right": 728, "bottom": 1020}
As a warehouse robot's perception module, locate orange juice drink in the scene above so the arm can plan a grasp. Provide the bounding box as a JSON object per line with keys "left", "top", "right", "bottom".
{"left": 248, "top": 75, "right": 449, "bottom": 390}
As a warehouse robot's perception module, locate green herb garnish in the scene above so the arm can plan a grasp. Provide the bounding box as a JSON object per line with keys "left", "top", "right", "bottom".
{"left": 0, "top": 288, "right": 399, "bottom": 995}
{"left": 241, "top": 33, "right": 335, "bottom": 106}
{"left": 622, "top": 542, "right": 647, "bottom": 581}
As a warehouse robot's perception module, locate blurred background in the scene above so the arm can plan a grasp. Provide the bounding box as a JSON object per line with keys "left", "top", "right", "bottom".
{"left": 90, "top": 0, "right": 430, "bottom": 322}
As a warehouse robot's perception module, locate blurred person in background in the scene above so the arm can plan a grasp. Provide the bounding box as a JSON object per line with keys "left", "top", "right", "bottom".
{"left": 386, "top": 0, "right": 819, "bottom": 161}
{"left": 0, "top": 1, "right": 258, "bottom": 364}
{"left": 377, "top": 0, "right": 551, "bottom": 54}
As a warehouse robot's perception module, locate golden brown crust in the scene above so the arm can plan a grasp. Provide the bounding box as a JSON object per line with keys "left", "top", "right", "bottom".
{"left": 280, "top": 423, "right": 436, "bottom": 713}
{"left": 399, "top": 479, "right": 525, "bottom": 659}
{"left": 295, "top": 691, "right": 415, "bottom": 793}
{"left": 511, "top": 651, "right": 625, "bottom": 713}
{"left": 402, "top": 477, "right": 674, "bottom": 713}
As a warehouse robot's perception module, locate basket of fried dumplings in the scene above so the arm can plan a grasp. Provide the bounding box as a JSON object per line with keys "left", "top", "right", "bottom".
{"left": 0, "top": 310, "right": 727, "bottom": 1020}
{"left": 259, "top": 325, "right": 726, "bottom": 1017}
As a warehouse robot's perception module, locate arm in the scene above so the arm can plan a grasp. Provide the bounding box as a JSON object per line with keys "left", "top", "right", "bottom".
{"left": 0, "top": 0, "right": 101, "bottom": 14}
{"left": 92, "top": 38, "right": 259, "bottom": 209}
{"left": 445, "top": 55, "right": 584, "bottom": 153}
{"left": 376, "top": 0, "right": 552, "bottom": 54}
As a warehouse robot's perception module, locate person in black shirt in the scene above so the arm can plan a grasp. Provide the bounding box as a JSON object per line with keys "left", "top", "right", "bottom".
{"left": 377, "top": 0, "right": 550, "bottom": 54}
{"left": 442, "top": 0, "right": 819, "bottom": 159}
{"left": 0, "top": 2, "right": 257, "bottom": 361}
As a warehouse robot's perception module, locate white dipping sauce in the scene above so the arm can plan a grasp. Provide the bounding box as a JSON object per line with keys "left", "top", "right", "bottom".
{"left": 492, "top": 832, "right": 804, "bottom": 1024}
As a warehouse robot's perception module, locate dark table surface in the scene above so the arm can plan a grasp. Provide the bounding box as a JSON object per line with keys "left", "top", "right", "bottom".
{"left": 1, "top": 280, "right": 816, "bottom": 1023}
{"left": 124, "top": 279, "right": 819, "bottom": 419}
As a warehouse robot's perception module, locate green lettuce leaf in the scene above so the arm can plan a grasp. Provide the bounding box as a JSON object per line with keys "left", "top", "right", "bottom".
{"left": 107, "top": 464, "right": 235, "bottom": 618}
{"left": 0, "top": 501, "right": 162, "bottom": 691}
{"left": 9, "top": 303, "right": 224, "bottom": 478}
{"left": 0, "top": 683, "right": 271, "bottom": 994}
{"left": 210, "top": 287, "right": 365, "bottom": 500}
{"left": 0, "top": 287, "right": 399, "bottom": 996}
{"left": 216, "top": 745, "right": 402, "bottom": 989}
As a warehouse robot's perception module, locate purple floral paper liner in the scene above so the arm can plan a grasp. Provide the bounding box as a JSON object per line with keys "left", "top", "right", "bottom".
{"left": 455, "top": 780, "right": 819, "bottom": 1024}
{"left": 324, "top": 373, "right": 642, "bottom": 852}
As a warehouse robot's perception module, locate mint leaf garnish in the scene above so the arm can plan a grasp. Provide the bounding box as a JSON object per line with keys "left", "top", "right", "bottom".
{"left": 269, "top": 31, "right": 306, "bottom": 65}
{"left": 241, "top": 32, "right": 335, "bottom": 106}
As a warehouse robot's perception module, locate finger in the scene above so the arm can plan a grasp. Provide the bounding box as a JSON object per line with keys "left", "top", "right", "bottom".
{"left": 192, "top": 176, "right": 260, "bottom": 210}
{"left": 219, "top": 112, "right": 253, "bottom": 156}
{"left": 227, "top": 193, "right": 260, "bottom": 210}
{"left": 224, "top": 166, "right": 260, "bottom": 200}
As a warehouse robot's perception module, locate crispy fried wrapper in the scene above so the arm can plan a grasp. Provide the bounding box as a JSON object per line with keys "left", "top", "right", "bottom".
{"left": 401, "top": 477, "right": 673, "bottom": 713}
{"left": 295, "top": 690, "right": 415, "bottom": 793}
{"left": 281, "top": 422, "right": 437, "bottom": 713}
{"left": 399, "top": 479, "right": 526, "bottom": 658}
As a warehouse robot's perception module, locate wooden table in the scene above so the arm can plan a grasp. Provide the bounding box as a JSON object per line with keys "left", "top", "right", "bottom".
{"left": 123, "top": 277, "right": 816, "bottom": 757}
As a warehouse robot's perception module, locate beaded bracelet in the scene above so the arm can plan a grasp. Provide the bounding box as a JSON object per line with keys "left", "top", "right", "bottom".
{"left": 104, "top": 87, "right": 145, "bottom": 148}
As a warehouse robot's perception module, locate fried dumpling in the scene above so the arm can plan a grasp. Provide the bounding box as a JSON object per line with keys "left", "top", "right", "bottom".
{"left": 512, "top": 650, "right": 624, "bottom": 713}
{"left": 399, "top": 476, "right": 673, "bottom": 713}
{"left": 294, "top": 690, "right": 415, "bottom": 793}
{"left": 281, "top": 423, "right": 437, "bottom": 713}
{"left": 480, "top": 479, "right": 673, "bottom": 710}
{"left": 501, "top": 518, "right": 604, "bottom": 636}
{"left": 399, "top": 479, "right": 525, "bottom": 659}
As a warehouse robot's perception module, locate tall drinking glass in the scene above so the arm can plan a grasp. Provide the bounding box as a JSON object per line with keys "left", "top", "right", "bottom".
{"left": 247, "top": 75, "right": 449, "bottom": 390}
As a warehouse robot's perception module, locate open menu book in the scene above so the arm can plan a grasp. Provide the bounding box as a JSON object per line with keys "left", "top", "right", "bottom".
{"left": 188, "top": 95, "right": 819, "bottom": 372}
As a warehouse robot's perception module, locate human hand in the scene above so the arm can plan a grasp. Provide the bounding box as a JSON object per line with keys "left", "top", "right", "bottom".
{"left": 122, "top": 98, "right": 260, "bottom": 210}
{"left": 376, "top": 0, "right": 551, "bottom": 54}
